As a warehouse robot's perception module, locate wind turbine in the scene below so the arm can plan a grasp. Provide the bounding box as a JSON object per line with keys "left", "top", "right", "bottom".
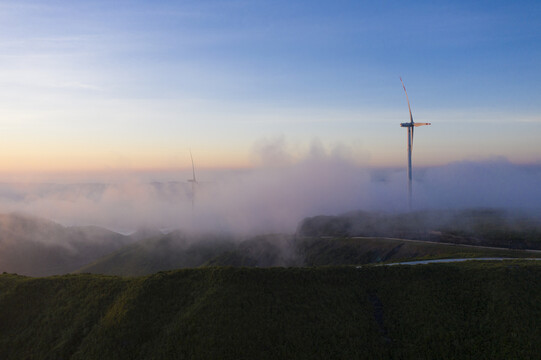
{"left": 399, "top": 77, "right": 431, "bottom": 210}
{"left": 187, "top": 150, "right": 197, "bottom": 211}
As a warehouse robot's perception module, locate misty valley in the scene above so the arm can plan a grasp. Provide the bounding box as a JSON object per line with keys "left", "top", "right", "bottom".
{"left": 0, "top": 173, "right": 541, "bottom": 359}
{"left": 1, "top": 208, "right": 541, "bottom": 277}
{"left": 2, "top": 207, "right": 541, "bottom": 359}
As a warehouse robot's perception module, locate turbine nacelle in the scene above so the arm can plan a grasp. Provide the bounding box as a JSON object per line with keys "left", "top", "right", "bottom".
{"left": 400, "top": 122, "right": 431, "bottom": 127}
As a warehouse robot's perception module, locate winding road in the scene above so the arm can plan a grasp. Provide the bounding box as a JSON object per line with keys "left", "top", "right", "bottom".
{"left": 350, "top": 236, "right": 541, "bottom": 253}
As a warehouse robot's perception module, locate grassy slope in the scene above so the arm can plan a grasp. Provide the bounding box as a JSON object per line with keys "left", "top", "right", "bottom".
{"left": 76, "top": 231, "right": 237, "bottom": 276}
{"left": 76, "top": 208, "right": 541, "bottom": 276}
{"left": 2, "top": 262, "right": 541, "bottom": 359}
{"left": 297, "top": 236, "right": 541, "bottom": 266}
{"left": 79, "top": 233, "right": 541, "bottom": 276}
{"left": 298, "top": 209, "right": 541, "bottom": 249}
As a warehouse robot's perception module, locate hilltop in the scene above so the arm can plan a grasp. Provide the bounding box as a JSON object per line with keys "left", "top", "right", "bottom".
{"left": 298, "top": 208, "right": 541, "bottom": 249}
{"left": 2, "top": 262, "right": 541, "bottom": 359}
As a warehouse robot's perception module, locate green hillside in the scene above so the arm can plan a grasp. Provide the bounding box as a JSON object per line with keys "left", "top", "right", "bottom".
{"left": 78, "top": 232, "right": 541, "bottom": 276}
{"left": 2, "top": 262, "right": 541, "bottom": 359}
{"left": 296, "top": 236, "right": 541, "bottom": 266}
{"left": 204, "top": 234, "right": 301, "bottom": 267}
{"left": 76, "top": 231, "right": 237, "bottom": 276}
{"left": 299, "top": 209, "right": 541, "bottom": 249}
{"left": 3, "top": 209, "right": 540, "bottom": 277}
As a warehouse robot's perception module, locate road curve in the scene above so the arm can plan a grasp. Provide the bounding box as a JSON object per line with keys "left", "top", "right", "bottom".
{"left": 349, "top": 236, "right": 541, "bottom": 254}
{"left": 377, "top": 257, "right": 541, "bottom": 266}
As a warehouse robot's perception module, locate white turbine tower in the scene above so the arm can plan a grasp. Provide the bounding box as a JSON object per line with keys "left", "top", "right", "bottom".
{"left": 188, "top": 150, "right": 197, "bottom": 211}
{"left": 399, "top": 77, "right": 431, "bottom": 210}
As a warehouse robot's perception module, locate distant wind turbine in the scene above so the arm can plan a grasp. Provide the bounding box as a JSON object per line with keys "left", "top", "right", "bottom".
{"left": 188, "top": 150, "right": 197, "bottom": 211}
{"left": 399, "top": 77, "right": 431, "bottom": 210}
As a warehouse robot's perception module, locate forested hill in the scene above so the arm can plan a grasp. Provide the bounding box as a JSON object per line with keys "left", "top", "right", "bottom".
{"left": 2, "top": 262, "right": 541, "bottom": 359}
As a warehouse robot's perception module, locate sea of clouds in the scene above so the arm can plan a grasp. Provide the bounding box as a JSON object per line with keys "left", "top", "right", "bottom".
{"left": 0, "top": 140, "right": 539, "bottom": 235}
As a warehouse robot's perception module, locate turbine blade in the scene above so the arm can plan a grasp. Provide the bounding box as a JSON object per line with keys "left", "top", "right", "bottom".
{"left": 400, "top": 77, "right": 414, "bottom": 124}
{"left": 413, "top": 122, "right": 431, "bottom": 127}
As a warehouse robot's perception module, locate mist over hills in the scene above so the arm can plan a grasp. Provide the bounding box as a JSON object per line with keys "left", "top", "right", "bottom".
{"left": 205, "top": 234, "right": 301, "bottom": 267}
{"left": 2, "top": 208, "right": 541, "bottom": 277}
{"left": 77, "top": 208, "right": 541, "bottom": 276}
{"left": 77, "top": 231, "right": 238, "bottom": 276}
{"left": 0, "top": 213, "right": 134, "bottom": 276}
{"left": 0, "top": 181, "right": 193, "bottom": 234}
{"left": 78, "top": 233, "right": 304, "bottom": 276}
{"left": 0, "top": 158, "right": 540, "bottom": 235}
{"left": 2, "top": 211, "right": 541, "bottom": 358}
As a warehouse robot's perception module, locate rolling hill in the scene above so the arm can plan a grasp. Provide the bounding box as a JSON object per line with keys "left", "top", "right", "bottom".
{"left": 78, "top": 227, "right": 541, "bottom": 276}
{"left": 2, "top": 262, "right": 541, "bottom": 359}
{"left": 3, "top": 209, "right": 541, "bottom": 277}
{"left": 76, "top": 232, "right": 541, "bottom": 276}
{"left": 0, "top": 213, "right": 134, "bottom": 276}
{"left": 76, "top": 231, "right": 238, "bottom": 276}
{"left": 298, "top": 208, "right": 541, "bottom": 249}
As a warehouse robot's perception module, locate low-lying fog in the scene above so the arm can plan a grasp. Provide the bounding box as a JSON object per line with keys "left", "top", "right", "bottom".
{"left": 0, "top": 141, "right": 540, "bottom": 234}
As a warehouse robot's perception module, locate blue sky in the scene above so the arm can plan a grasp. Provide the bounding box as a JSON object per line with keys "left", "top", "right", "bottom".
{"left": 0, "top": 0, "right": 540, "bottom": 175}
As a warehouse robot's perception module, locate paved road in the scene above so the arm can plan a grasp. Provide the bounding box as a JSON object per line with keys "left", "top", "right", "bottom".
{"left": 381, "top": 257, "right": 541, "bottom": 266}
